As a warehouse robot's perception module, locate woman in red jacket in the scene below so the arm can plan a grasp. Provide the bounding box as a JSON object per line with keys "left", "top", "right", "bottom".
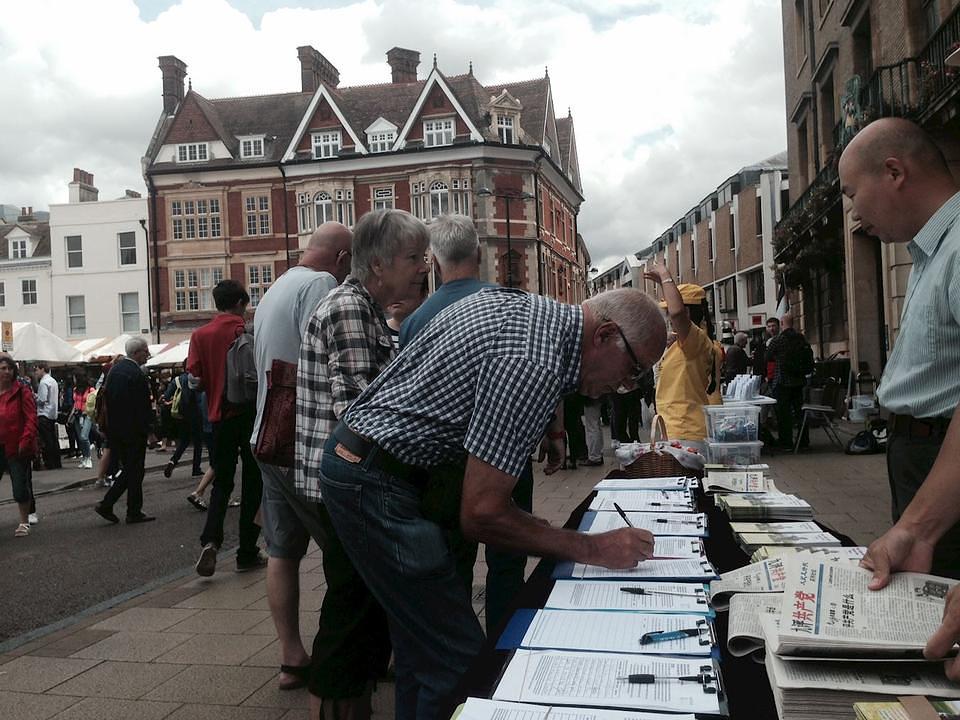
{"left": 0, "top": 355, "right": 38, "bottom": 537}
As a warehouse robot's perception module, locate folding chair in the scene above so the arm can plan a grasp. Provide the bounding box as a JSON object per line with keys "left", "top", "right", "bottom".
{"left": 794, "top": 379, "right": 846, "bottom": 453}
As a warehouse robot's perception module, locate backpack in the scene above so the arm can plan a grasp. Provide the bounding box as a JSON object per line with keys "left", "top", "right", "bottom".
{"left": 224, "top": 327, "right": 258, "bottom": 406}
{"left": 170, "top": 376, "right": 184, "bottom": 419}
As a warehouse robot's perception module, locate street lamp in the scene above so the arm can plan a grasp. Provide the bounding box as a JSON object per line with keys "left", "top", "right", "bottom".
{"left": 476, "top": 186, "right": 535, "bottom": 289}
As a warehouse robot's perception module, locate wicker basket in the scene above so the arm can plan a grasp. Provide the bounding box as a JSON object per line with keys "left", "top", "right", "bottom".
{"left": 618, "top": 415, "right": 701, "bottom": 479}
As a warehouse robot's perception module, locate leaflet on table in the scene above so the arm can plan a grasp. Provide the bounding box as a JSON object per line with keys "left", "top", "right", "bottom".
{"left": 775, "top": 558, "right": 960, "bottom": 659}
{"left": 459, "top": 697, "right": 697, "bottom": 720}
{"left": 730, "top": 521, "right": 823, "bottom": 534}
{"left": 708, "top": 557, "right": 787, "bottom": 609}
{"left": 750, "top": 545, "right": 867, "bottom": 564}
{"left": 492, "top": 649, "right": 724, "bottom": 714}
{"left": 544, "top": 580, "right": 711, "bottom": 614}
{"left": 726, "top": 592, "right": 783, "bottom": 658}
{"left": 589, "top": 489, "right": 695, "bottom": 512}
{"left": 579, "top": 510, "right": 707, "bottom": 537}
{"left": 553, "top": 558, "right": 718, "bottom": 582}
{"left": 594, "top": 476, "right": 693, "bottom": 492}
{"left": 703, "top": 471, "right": 768, "bottom": 493}
{"left": 736, "top": 531, "right": 841, "bottom": 551}
{"left": 854, "top": 699, "right": 960, "bottom": 720}
{"left": 517, "top": 609, "right": 715, "bottom": 656}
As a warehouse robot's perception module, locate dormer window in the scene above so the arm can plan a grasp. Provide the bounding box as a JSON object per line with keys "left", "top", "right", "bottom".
{"left": 368, "top": 131, "right": 396, "bottom": 153}
{"left": 239, "top": 136, "right": 264, "bottom": 159}
{"left": 10, "top": 238, "right": 27, "bottom": 259}
{"left": 177, "top": 143, "right": 208, "bottom": 163}
{"left": 424, "top": 118, "right": 454, "bottom": 147}
{"left": 312, "top": 131, "right": 341, "bottom": 159}
{"left": 497, "top": 115, "right": 515, "bottom": 144}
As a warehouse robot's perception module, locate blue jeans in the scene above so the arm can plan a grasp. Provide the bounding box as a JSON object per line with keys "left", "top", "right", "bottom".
{"left": 73, "top": 415, "right": 91, "bottom": 459}
{"left": 319, "top": 437, "right": 485, "bottom": 720}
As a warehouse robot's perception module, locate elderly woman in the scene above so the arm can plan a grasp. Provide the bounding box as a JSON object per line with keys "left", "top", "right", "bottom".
{"left": 0, "top": 354, "right": 38, "bottom": 537}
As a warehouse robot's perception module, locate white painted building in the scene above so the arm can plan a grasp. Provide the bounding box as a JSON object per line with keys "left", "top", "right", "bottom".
{"left": 48, "top": 170, "right": 149, "bottom": 339}
{"left": 0, "top": 210, "right": 53, "bottom": 329}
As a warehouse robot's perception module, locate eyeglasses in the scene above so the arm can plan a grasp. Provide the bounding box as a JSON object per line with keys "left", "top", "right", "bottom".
{"left": 613, "top": 323, "right": 648, "bottom": 386}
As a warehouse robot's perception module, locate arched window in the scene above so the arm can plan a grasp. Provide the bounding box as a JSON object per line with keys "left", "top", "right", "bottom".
{"left": 314, "top": 191, "right": 333, "bottom": 225}
{"left": 429, "top": 181, "right": 449, "bottom": 219}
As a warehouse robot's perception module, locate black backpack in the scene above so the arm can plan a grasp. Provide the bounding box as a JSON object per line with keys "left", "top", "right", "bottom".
{"left": 224, "top": 327, "right": 257, "bottom": 406}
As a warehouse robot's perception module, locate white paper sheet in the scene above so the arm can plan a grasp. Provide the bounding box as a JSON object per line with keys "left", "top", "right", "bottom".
{"left": 544, "top": 580, "right": 710, "bottom": 613}
{"left": 708, "top": 558, "right": 787, "bottom": 609}
{"left": 727, "top": 592, "right": 783, "bottom": 657}
{"left": 562, "top": 559, "right": 717, "bottom": 581}
{"left": 730, "top": 521, "right": 824, "bottom": 534}
{"left": 520, "top": 609, "right": 713, "bottom": 656}
{"left": 459, "top": 697, "right": 696, "bottom": 720}
{"left": 703, "top": 471, "right": 767, "bottom": 493}
{"left": 492, "top": 649, "right": 722, "bottom": 714}
{"left": 594, "top": 476, "right": 692, "bottom": 491}
{"left": 589, "top": 489, "right": 694, "bottom": 512}
{"left": 582, "top": 511, "right": 707, "bottom": 537}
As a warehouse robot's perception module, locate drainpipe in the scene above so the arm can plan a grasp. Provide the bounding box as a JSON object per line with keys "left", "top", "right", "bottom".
{"left": 144, "top": 174, "right": 161, "bottom": 344}
{"left": 279, "top": 163, "right": 291, "bottom": 270}
{"left": 533, "top": 161, "right": 544, "bottom": 295}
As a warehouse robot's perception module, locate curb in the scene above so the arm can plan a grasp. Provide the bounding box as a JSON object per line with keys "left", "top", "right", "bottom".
{"left": 0, "top": 461, "right": 182, "bottom": 506}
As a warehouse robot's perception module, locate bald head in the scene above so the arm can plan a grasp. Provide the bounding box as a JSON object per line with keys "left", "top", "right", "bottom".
{"left": 841, "top": 118, "right": 950, "bottom": 178}
{"left": 301, "top": 222, "right": 353, "bottom": 283}
{"left": 781, "top": 313, "right": 794, "bottom": 330}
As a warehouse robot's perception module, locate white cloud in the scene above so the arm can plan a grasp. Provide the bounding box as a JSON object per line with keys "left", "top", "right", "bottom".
{"left": 0, "top": 0, "right": 785, "bottom": 269}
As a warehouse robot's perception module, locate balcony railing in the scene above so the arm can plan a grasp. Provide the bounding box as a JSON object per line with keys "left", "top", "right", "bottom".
{"left": 915, "top": 3, "right": 960, "bottom": 118}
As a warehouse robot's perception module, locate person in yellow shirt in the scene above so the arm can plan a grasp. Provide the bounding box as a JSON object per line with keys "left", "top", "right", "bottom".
{"left": 644, "top": 263, "right": 717, "bottom": 452}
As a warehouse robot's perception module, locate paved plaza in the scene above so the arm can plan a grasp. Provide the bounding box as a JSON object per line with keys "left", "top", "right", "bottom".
{"left": 0, "top": 425, "right": 889, "bottom": 719}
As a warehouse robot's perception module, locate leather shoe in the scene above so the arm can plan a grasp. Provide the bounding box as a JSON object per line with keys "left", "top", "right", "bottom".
{"left": 163, "top": 461, "right": 175, "bottom": 478}
{"left": 94, "top": 503, "right": 119, "bottom": 524}
{"left": 126, "top": 514, "right": 156, "bottom": 524}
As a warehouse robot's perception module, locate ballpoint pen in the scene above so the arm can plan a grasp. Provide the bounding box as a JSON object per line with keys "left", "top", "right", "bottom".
{"left": 639, "top": 627, "right": 704, "bottom": 644}
{"left": 613, "top": 502, "right": 634, "bottom": 528}
{"left": 617, "top": 672, "right": 715, "bottom": 684}
{"left": 620, "top": 587, "right": 703, "bottom": 598}
{"left": 655, "top": 518, "right": 702, "bottom": 526}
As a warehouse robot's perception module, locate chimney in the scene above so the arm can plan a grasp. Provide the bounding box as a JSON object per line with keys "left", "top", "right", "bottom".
{"left": 68, "top": 168, "right": 99, "bottom": 203}
{"left": 386, "top": 47, "right": 420, "bottom": 83}
{"left": 17, "top": 206, "right": 34, "bottom": 222}
{"left": 297, "top": 46, "right": 340, "bottom": 93}
{"left": 158, "top": 55, "right": 188, "bottom": 115}
{"left": 124, "top": 189, "right": 142, "bottom": 199}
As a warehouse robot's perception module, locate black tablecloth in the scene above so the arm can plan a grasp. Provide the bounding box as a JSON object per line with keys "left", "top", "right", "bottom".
{"left": 441, "top": 483, "right": 857, "bottom": 719}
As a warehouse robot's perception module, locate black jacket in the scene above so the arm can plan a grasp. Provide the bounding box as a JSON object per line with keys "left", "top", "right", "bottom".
{"left": 104, "top": 358, "right": 153, "bottom": 441}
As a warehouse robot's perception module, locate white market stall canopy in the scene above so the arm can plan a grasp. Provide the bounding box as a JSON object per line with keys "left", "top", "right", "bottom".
{"left": 11, "top": 323, "right": 83, "bottom": 363}
{"left": 86, "top": 334, "right": 136, "bottom": 361}
{"left": 71, "top": 337, "right": 108, "bottom": 356}
{"left": 146, "top": 339, "right": 190, "bottom": 367}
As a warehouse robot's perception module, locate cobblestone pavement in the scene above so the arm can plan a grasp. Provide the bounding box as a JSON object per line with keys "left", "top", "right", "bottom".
{"left": 0, "top": 425, "right": 892, "bottom": 719}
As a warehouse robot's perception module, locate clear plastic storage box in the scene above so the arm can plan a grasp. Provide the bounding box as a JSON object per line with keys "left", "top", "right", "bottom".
{"left": 703, "top": 405, "right": 761, "bottom": 442}
{"left": 707, "top": 440, "right": 764, "bottom": 466}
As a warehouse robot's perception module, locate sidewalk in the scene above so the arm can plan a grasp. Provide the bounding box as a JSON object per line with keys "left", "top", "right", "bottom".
{"left": 0, "top": 430, "right": 893, "bottom": 719}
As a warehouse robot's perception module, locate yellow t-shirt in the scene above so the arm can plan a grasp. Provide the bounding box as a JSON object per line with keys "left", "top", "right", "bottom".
{"left": 655, "top": 323, "right": 713, "bottom": 441}
{"left": 707, "top": 341, "right": 724, "bottom": 406}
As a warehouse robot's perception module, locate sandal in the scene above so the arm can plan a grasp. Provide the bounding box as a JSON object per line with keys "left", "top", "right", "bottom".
{"left": 14, "top": 523, "right": 30, "bottom": 537}
{"left": 278, "top": 663, "right": 310, "bottom": 691}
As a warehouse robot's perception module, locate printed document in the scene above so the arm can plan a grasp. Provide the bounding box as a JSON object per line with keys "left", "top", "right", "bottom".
{"left": 460, "top": 697, "right": 696, "bottom": 720}
{"left": 581, "top": 511, "right": 707, "bottom": 537}
{"left": 589, "top": 490, "right": 694, "bottom": 512}
{"left": 709, "top": 557, "right": 787, "bottom": 609}
{"left": 730, "top": 521, "right": 824, "bottom": 534}
{"left": 545, "top": 580, "right": 710, "bottom": 614}
{"left": 703, "top": 470, "right": 767, "bottom": 493}
{"left": 560, "top": 559, "right": 717, "bottom": 581}
{"left": 594, "top": 476, "right": 692, "bottom": 491}
{"left": 727, "top": 592, "right": 783, "bottom": 657}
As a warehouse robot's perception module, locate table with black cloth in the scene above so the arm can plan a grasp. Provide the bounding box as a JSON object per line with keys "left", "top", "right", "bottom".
{"left": 441, "top": 473, "right": 858, "bottom": 720}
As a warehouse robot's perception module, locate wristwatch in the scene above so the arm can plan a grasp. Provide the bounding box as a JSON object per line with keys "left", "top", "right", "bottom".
{"left": 663, "top": 278, "right": 675, "bottom": 285}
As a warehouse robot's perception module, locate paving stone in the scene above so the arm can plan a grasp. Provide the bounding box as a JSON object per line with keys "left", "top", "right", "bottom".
{"left": 143, "top": 664, "right": 275, "bottom": 705}
{"left": 165, "top": 705, "right": 285, "bottom": 720}
{"left": 165, "top": 609, "right": 270, "bottom": 635}
{"left": 0, "top": 690, "right": 79, "bottom": 720}
{"left": 48, "top": 697, "right": 179, "bottom": 720}
{"left": 89, "top": 608, "right": 199, "bottom": 633}
{"left": 172, "top": 584, "right": 267, "bottom": 610}
{"left": 70, "top": 632, "right": 193, "bottom": 663}
{"left": 48, "top": 660, "right": 186, "bottom": 698}
{"left": 241, "top": 675, "right": 310, "bottom": 709}
{"left": 0, "top": 656, "right": 101, "bottom": 693}
{"left": 138, "top": 586, "right": 206, "bottom": 609}
{"left": 245, "top": 613, "right": 319, "bottom": 636}
{"left": 29, "top": 630, "right": 116, "bottom": 658}
{"left": 152, "top": 633, "right": 273, "bottom": 665}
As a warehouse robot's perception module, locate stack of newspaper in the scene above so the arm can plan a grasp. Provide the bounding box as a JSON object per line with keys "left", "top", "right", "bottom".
{"left": 750, "top": 545, "right": 866, "bottom": 563}
{"left": 730, "top": 521, "right": 841, "bottom": 553}
{"left": 717, "top": 492, "right": 814, "bottom": 521}
{"left": 703, "top": 470, "right": 775, "bottom": 494}
{"left": 854, "top": 698, "right": 960, "bottom": 719}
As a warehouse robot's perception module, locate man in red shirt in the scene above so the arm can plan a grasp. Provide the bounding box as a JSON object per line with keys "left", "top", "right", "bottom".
{"left": 187, "top": 279, "right": 264, "bottom": 575}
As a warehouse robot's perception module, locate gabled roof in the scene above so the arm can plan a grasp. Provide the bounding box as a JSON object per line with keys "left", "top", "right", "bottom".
{"left": 396, "top": 67, "right": 484, "bottom": 149}
{"left": 191, "top": 91, "right": 238, "bottom": 156}
{"left": 483, "top": 77, "right": 550, "bottom": 144}
{"left": 0, "top": 221, "right": 50, "bottom": 261}
{"left": 556, "top": 116, "right": 572, "bottom": 169}
{"left": 284, "top": 83, "right": 368, "bottom": 160}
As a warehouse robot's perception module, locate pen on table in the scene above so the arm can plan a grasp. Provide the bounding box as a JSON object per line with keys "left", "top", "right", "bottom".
{"left": 613, "top": 502, "right": 634, "bottom": 528}
{"left": 655, "top": 518, "right": 701, "bottom": 526}
{"left": 620, "top": 587, "right": 702, "bottom": 598}
{"left": 618, "top": 673, "right": 715, "bottom": 684}
{"left": 639, "top": 628, "right": 703, "bottom": 644}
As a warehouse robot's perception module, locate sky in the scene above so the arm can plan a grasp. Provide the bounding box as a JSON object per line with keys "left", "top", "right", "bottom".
{"left": 0, "top": 0, "right": 787, "bottom": 273}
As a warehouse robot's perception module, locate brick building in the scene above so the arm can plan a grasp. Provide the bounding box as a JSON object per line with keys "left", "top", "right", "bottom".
{"left": 636, "top": 154, "right": 789, "bottom": 337}
{"left": 142, "top": 46, "right": 588, "bottom": 336}
{"left": 778, "top": 0, "right": 960, "bottom": 377}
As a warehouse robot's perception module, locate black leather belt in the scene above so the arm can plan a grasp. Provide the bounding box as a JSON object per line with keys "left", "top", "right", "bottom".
{"left": 889, "top": 413, "right": 951, "bottom": 439}
{"left": 331, "top": 422, "right": 417, "bottom": 481}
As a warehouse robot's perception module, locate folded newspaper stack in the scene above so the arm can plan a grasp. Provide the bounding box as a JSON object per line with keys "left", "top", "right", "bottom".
{"left": 703, "top": 470, "right": 774, "bottom": 494}
{"left": 717, "top": 492, "right": 814, "bottom": 521}
{"left": 734, "top": 528, "right": 841, "bottom": 554}
{"left": 854, "top": 698, "right": 960, "bottom": 720}
{"left": 750, "top": 545, "right": 866, "bottom": 563}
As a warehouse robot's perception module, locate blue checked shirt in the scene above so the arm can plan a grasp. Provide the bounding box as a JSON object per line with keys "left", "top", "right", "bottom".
{"left": 295, "top": 276, "right": 394, "bottom": 501}
{"left": 878, "top": 190, "right": 960, "bottom": 418}
{"left": 344, "top": 287, "right": 583, "bottom": 479}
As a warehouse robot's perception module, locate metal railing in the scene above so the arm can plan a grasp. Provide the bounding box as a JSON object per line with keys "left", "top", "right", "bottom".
{"left": 915, "top": 3, "right": 960, "bottom": 117}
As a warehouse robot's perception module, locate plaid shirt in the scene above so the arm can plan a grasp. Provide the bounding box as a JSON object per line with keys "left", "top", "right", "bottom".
{"left": 345, "top": 287, "right": 583, "bottom": 478}
{"left": 295, "top": 276, "right": 394, "bottom": 501}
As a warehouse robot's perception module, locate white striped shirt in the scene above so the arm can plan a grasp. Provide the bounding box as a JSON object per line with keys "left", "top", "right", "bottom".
{"left": 344, "top": 287, "right": 583, "bottom": 478}
{"left": 878, "top": 190, "right": 960, "bottom": 418}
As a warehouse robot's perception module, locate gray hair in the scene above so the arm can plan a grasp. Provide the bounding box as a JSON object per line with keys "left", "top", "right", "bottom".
{"left": 125, "top": 337, "right": 149, "bottom": 356}
{"left": 430, "top": 214, "right": 478, "bottom": 265}
{"left": 351, "top": 209, "right": 429, "bottom": 284}
{"left": 734, "top": 331, "right": 748, "bottom": 346}
{"left": 584, "top": 288, "right": 666, "bottom": 359}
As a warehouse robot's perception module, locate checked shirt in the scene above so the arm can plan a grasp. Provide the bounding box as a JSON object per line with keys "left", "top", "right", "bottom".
{"left": 295, "top": 276, "right": 394, "bottom": 501}
{"left": 345, "top": 287, "right": 583, "bottom": 479}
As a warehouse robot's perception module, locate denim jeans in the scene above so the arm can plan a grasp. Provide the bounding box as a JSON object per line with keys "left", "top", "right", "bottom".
{"left": 319, "top": 437, "right": 485, "bottom": 720}
{"left": 73, "top": 415, "right": 91, "bottom": 459}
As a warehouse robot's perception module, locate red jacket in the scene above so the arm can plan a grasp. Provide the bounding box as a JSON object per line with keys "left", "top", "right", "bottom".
{"left": 0, "top": 382, "right": 38, "bottom": 459}
{"left": 187, "top": 312, "right": 245, "bottom": 423}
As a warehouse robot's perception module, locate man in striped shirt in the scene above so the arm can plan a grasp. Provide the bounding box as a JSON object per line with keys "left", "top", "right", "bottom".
{"left": 319, "top": 285, "right": 666, "bottom": 718}
{"left": 840, "top": 119, "right": 960, "bottom": 592}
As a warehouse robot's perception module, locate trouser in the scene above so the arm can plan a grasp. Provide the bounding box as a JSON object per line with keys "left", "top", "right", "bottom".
{"left": 320, "top": 440, "right": 485, "bottom": 720}
{"left": 73, "top": 415, "right": 91, "bottom": 459}
{"left": 563, "top": 395, "right": 586, "bottom": 462}
{"left": 200, "top": 410, "right": 262, "bottom": 562}
{"left": 37, "top": 417, "right": 61, "bottom": 468}
{"left": 774, "top": 384, "right": 807, "bottom": 448}
{"left": 611, "top": 392, "right": 641, "bottom": 443}
{"left": 887, "top": 429, "right": 960, "bottom": 579}
{"left": 582, "top": 404, "right": 603, "bottom": 462}
{"left": 101, "top": 436, "right": 147, "bottom": 516}
{"left": 170, "top": 415, "right": 203, "bottom": 474}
